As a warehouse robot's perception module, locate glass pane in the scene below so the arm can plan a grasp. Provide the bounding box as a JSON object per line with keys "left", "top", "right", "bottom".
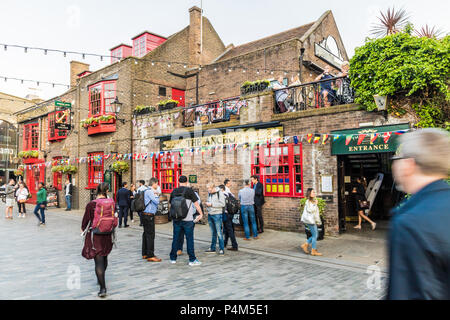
{"left": 283, "top": 146, "right": 288, "bottom": 154}
{"left": 294, "top": 155, "right": 300, "bottom": 164}
{"left": 296, "top": 185, "right": 302, "bottom": 193}
{"left": 294, "top": 146, "right": 300, "bottom": 154}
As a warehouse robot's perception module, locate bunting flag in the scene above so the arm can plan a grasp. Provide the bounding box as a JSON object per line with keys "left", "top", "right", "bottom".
{"left": 293, "top": 136, "right": 299, "bottom": 144}
{"left": 322, "top": 134, "right": 329, "bottom": 145}
{"left": 370, "top": 133, "right": 379, "bottom": 144}
{"left": 306, "top": 134, "right": 314, "bottom": 144}
{"left": 357, "top": 134, "right": 367, "bottom": 145}
{"left": 345, "top": 135, "right": 352, "bottom": 145}
{"left": 383, "top": 132, "right": 392, "bottom": 144}
{"left": 313, "top": 134, "right": 321, "bottom": 144}
{"left": 333, "top": 134, "right": 341, "bottom": 141}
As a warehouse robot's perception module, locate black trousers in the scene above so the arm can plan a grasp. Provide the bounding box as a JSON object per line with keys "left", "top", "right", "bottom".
{"left": 118, "top": 206, "right": 129, "bottom": 226}
{"left": 141, "top": 214, "right": 155, "bottom": 258}
{"left": 254, "top": 204, "right": 264, "bottom": 232}
{"left": 223, "top": 214, "right": 238, "bottom": 249}
{"left": 18, "top": 202, "right": 26, "bottom": 213}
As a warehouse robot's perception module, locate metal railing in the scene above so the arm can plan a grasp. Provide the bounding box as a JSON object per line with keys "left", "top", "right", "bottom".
{"left": 273, "top": 76, "right": 354, "bottom": 113}
{"left": 183, "top": 96, "right": 246, "bottom": 127}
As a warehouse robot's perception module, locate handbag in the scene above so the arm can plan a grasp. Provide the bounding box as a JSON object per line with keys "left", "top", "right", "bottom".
{"left": 359, "top": 200, "right": 370, "bottom": 210}
{"left": 301, "top": 202, "right": 316, "bottom": 225}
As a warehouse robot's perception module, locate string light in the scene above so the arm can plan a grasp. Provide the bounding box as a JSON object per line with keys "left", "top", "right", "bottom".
{"left": 44, "top": 49, "right": 47, "bottom": 55}
{"left": 24, "top": 47, "right": 28, "bottom": 53}
{"left": 4, "top": 45, "right": 6, "bottom": 51}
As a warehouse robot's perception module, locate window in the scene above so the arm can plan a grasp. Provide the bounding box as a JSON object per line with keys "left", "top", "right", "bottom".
{"left": 152, "top": 152, "right": 182, "bottom": 193}
{"left": 53, "top": 156, "right": 63, "bottom": 190}
{"left": 251, "top": 143, "right": 303, "bottom": 197}
{"left": 23, "top": 123, "right": 39, "bottom": 150}
{"left": 87, "top": 152, "right": 104, "bottom": 188}
{"left": 133, "top": 36, "right": 147, "bottom": 57}
{"left": 111, "top": 47, "right": 122, "bottom": 63}
{"left": 88, "top": 80, "right": 116, "bottom": 117}
{"left": 158, "top": 86, "right": 166, "bottom": 96}
{"left": 48, "top": 111, "right": 67, "bottom": 141}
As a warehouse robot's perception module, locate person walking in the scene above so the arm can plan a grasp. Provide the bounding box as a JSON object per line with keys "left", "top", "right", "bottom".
{"left": 141, "top": 177, "right": 162, "bottom": 262}
{"left": 81, "top": 183, "right": 115, "bottom": 298}
{"left": 116, "top": 182, "right": 132, "bottom": 228}
{"left": 352, "top": 177, "right": 376, "bottom": 230}
{"left": 4, "top": 179, "right": 16, "bottom": 219}
{"left": 238, "top": 180, "right": 258, "bottom": 240}
{"left": 64, "top": 178, "right": 73, "bottom": 211}
{"left": 220, "top": 183, "right": 238, "bottom": 251}
{"left": 169, "top": 176, "right": 204, "bottom": 265}
{"left": 251, "top": 175, "right": 265, "bottom": 233}
{"left": 33, "top": 182, "right": 47, "bottom": 226}
{"left": 300, "top": 188, "right": 323, "bottom": 256}
{"left": 388, "top": 128, "right": 450, "bottom": 300}
{"left": 15, "top": 182, "right": 29, "bottom": 218}
{"left": 205, "top": 182, "right": 226, "bottom": 255}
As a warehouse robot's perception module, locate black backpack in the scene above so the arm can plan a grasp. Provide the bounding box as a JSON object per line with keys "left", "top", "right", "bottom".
{"left": 134, "top": 189, "right": 150, "bottom": 212}
{"left": 225, "top": 193, "right": 240, "bottom": 215}
{"left": 169, "top": 188, "right": 190, "bottom": 221}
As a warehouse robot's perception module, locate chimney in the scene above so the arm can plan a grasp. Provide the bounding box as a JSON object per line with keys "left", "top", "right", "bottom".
{"left": 70, "top": 61, "right": 90, "bottom": 87}
{"left": 189, "top": 6, "right": 202, "bottom": 66}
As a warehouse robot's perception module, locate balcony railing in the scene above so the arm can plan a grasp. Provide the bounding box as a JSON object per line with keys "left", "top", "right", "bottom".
{"left": 273, "top": 76, "right": 354, "bottom": 113}
{"left": 183, "top": 97, "right": 245, "bottom": 127}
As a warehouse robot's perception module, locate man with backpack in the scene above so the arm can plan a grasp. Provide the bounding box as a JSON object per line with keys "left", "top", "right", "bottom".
{"left": 205, "top": 182, "right": 226, "bottom": 255}
{"left": 135, "top": 180, "right": 147, "bottom": 226}
{"left": 141, "top": 177, "right": 161, "bottom": 262}
{"left": 220, "top": 182, "right": 238, "bottom": 251}
{"left": 169, "top": 176, "right": 203, "bottom": 266}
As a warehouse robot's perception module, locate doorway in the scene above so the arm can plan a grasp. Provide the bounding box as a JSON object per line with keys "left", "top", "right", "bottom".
{"left": 337, "top": 152, "right": 404, "bottom": 233}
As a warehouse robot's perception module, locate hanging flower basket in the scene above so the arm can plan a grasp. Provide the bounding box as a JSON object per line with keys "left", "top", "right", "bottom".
{"left": 52, "top": 165, "right": 77, "bottom": 174}
{"left": 134, "top": 105, "right": 157, "bottom": 115}
{"left": 81, "top": 115, "right": 116, "bottom": 128}
{"left": 18, "top": 150, "right": 39, "bottom": 159}
{"left": 111, "top": 161, "right": 129, "bottom": 175}
{"left": 14, "top": 169, "right": 24, "bottom": 176}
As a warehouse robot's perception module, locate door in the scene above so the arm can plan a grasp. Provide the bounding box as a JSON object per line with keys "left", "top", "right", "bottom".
{"left": 337, "top": 156, "right": 348, "bottom": 232}
{"left": 26, "top": 164, "right": 45, "bottom": 204}
{"left": 171, "top": 88, "right": 185, "bottom": 107}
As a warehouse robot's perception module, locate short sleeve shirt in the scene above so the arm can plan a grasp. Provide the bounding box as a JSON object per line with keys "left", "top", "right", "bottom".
{"left": 170, "top": 186, "right": 199, "bottom": 221}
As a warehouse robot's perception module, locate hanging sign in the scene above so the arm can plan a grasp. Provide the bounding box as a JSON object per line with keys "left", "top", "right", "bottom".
{"left": 55, "top": 101, "right": 72, "bottom": 130}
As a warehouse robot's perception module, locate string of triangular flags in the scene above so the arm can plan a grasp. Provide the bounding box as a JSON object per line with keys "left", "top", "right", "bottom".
{"left": 132, "top": 112, "right": 181, "bottom": 128}
{"left": 22, "top": 129, "right": 409, "bottom": 169}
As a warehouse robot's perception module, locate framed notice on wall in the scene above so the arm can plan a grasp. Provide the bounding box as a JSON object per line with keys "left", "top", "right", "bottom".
{"left": 321, "top": 175, "right": 333, "bottom": 193}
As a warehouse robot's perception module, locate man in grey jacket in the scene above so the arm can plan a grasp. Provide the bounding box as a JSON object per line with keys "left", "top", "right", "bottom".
{"left": 205, "top": 182, "right": 226, "bottom": 255}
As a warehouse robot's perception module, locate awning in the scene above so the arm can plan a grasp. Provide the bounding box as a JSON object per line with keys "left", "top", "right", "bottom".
{"left": 331, "top": 123, "right": 410, "bottom": 155}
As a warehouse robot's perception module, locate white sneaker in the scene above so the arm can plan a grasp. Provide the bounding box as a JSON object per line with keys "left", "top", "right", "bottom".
{"left": 170, "top": 260, "right": 177, "bottom": 264}
{"left": 189, "top": 259, "right": 202, "bottom": 266}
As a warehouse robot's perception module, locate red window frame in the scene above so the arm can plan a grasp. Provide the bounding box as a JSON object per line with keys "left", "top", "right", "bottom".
{"left": 152, "top": 152, "right": 182, "bottom": 193}
{"left": 87, "top": 152, "right": 104, "bottom": 189}
{"left": 133, "top": 35, "right": 147, "bottom": 57}
{"left": 88, "top": 80, "right": 117, "bottom": 117}
{"left": 23, "top": 123, "right": 39, "bottom": 151}
{"left": 53, "top": 156, "right": 63, "bottom": 190}
{"left": 251, "top": 143, "right": 303, "bottom": 197}
{"left": 48, "top": 111, "right": 68, "bottom": 141}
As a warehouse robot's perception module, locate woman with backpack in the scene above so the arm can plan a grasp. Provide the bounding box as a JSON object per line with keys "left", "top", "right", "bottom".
{"left": 81, "top": 183, "right": 117, "bottom": 298}
{"left": 300, "top": 188, "right": 323, "bottom": 256}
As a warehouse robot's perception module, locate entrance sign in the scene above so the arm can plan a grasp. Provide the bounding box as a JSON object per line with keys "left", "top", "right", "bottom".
{"left": 331, "top": 124, "right": 410, "bottom": 155}
{"left": 321, "top": 175, "right": 333, "bottom": 193}
{"left": 55, "top": 101, "right": 72, "bottom": 109}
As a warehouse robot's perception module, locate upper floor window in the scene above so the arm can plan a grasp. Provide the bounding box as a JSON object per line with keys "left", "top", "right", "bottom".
{"left": 23, "top": 123, "right": 39, "bottom": 151}
{"left": 48, "top": 111, "right": 67, "bottom": 141}
{"left": 111, "top": 47, "right": 122, "bottom": 63}
{"left": 88, "top": 80, "right": 117, "bottom": 117}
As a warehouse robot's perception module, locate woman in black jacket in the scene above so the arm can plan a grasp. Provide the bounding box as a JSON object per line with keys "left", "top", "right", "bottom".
{"left": 352, "top": 177, "right": 376, "bottom": 230}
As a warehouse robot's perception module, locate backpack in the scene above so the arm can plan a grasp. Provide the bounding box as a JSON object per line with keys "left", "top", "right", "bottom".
{"left": 225, "top": 193, "right": 240, "bottom": 215}
{"left": 133, "top": 188, "right": 151, "bottom": 212}
{"left": 169, "top": 188, "right": 190, "bottom": 221}
{"left": 91, "top": 198, "right": 118, "bottom": 235}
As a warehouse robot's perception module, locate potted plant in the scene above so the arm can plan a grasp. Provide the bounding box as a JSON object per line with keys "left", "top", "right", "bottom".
{"left": 259, "top": 79, "right": 270, "bottom": 91}
{"left": 111, "top": 161, "right": 129, "bottom": 175}
{"left": 299, "top": 197, "right": 326, "bottom": 240}
{"left": 62, "top": 165, "right": 78, "bottom": 174}
{"left": 51, "top": 165, "right": 63, "bottom": 173}
{"left": 18, "top": 150, "right": 39, "bottom": 159}
{"left": 241, "top": 81, "right": 252, "bottom": 95}
{"left": 158, "top": 99, "right": 179, "bottom": 111}
{"left": 135, "top": 105, "right": 157, "bottom": 115}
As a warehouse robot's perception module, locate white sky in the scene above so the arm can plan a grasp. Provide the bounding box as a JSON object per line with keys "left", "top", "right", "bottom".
{"left": 0, "top": 0, "right": 448, "bottom": 101}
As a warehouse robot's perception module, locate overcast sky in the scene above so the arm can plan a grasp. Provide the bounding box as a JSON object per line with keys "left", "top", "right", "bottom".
{"left": 0, "top": 0, "right": 448, "bottom": 101}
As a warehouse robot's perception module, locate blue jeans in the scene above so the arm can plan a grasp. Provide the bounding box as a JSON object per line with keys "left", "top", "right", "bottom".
{"left": 170, "top": 220, "right": 196, "bottom": 262}
{"left": 65, "top": 195, "right": 72, "bottom": 210}
{"left": 208, "top": 214, "right": 224, "bottom": 251}
{"left": 241, "top": 205, "right": 258, "bottom": 239}
{"left": 306, "top": 224, "right": 318, "bottom": 249}
{"left": 33, "top": 202, "right": 45, "bottom": 223}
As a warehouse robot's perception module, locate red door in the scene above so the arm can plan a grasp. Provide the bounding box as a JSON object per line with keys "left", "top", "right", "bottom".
{"left": 26, "top": 163, "right": 45, "bottom": 204}
{"left": 172, "top": 88, "right": 185, "bottom": 107}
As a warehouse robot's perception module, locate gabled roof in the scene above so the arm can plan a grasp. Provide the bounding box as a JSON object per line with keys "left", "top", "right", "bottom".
{"left": 110, "top": 43, "right": 132, "bottom": 51}
{"left": 216, "top": 22, "right": 315, "bottom": 61}
{"left": 131, "top": 31, "right": 167, "bottom": 40}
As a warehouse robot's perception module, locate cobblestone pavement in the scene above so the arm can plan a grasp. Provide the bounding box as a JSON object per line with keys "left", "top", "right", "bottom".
{"left": 0, "top": 207, "right": 387, "bottom": 300}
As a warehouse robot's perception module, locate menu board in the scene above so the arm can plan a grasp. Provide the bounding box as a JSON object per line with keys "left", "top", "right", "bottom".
{"left": 46, "top": 187, "right": 59, "bottom": 208}
{"left": 157, "top": 200, "right": 169, "bottom": 215}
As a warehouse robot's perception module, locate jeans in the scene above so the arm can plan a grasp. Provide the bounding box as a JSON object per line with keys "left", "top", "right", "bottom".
{"left": 223, "top": 213, "right": 238, "bottom": 249}
{"left": 254, "top": 204, "right": 264, "bottom": 232}
{"left": 241, "top": 205, "right": 258, "bottom": 239}
{"left": 306, "top": 224, "right": 318, "bottom": 249}
{"left": 170, "top": 220, "right": 196, "bottom": 262}
{"left": 65, "top": 195, "right": 72, "bottom": 210}
{"left": 119, "top": 206, "right": 129, "bottom": 226}
{"left": 141, "top": 214, "right": 155, "bottom": 258}
{"left": 33, "top": 202, "right": 45, "bottom": 223}
{"left": 208, "top": 214, "right": 224, "bottom": 251}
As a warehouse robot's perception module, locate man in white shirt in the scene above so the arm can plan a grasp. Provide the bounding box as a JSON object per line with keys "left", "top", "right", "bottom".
{"left": 64, "top": 179, "right": 73, "bottom": 211}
